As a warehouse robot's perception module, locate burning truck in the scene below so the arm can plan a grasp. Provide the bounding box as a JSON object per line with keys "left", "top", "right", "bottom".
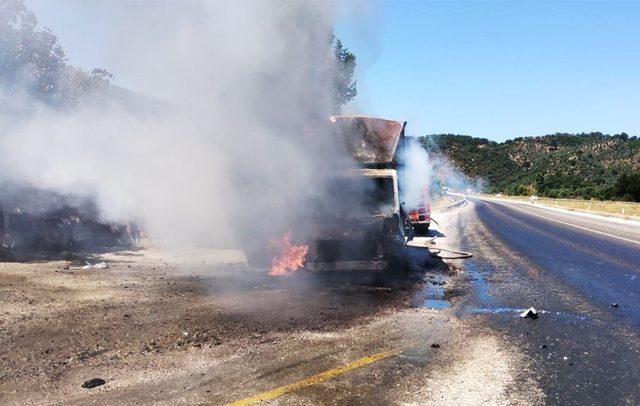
{"left": 246, "top": 115, "right": 415, "bottom": 274}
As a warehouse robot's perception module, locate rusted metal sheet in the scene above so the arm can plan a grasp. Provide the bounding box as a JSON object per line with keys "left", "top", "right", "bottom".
{"left": 329, "top": 115, "right": 406, "bottom": 165}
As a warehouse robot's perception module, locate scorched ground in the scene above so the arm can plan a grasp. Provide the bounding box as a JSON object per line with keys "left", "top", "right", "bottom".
{"left": 0, "top": 200, "right": 546, "bottom": 405}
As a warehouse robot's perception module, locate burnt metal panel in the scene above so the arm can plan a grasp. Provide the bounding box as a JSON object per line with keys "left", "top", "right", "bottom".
{"left": 330, "top": 115, "right": 406, "bottom": 166}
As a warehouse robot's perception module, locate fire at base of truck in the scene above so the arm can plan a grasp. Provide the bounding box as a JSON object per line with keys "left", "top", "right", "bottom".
{"left": 245, "top": 115, "right": 414, "bottom": 274}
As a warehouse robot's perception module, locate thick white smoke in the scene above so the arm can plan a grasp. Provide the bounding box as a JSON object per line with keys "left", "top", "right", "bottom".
{"left": 399, "top": 137, "right": 431, "bottom": 210}
{"left": 399, "top": 135, "right": 480, "bottom": 211}
{"left": 0, "top": 1, "right": 353, "bottom": 248}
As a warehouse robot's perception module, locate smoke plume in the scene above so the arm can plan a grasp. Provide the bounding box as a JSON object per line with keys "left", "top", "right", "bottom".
{"left": 400, "top": 134, "right": 481, "bottom": 210}
{"left": 0, "top": 1, "right": 354, "bottom": 249}
{"left": 399, "top": 137, "right": 432, "bottom": 209}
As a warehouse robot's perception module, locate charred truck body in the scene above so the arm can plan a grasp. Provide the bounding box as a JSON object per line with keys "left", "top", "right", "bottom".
{"left": 306, "top": 115, "right": 413, "bottom": 271}
{"left": 245, "top": 115, "right": 414, "bottom": 273}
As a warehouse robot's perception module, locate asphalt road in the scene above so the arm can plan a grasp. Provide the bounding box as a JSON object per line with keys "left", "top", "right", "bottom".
{"left": 457, "top": 197, "right": 640, "bottom": 404}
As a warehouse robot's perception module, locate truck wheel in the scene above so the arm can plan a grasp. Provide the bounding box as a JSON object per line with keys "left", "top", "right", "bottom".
{"left": 41, "top": 224, "right": 69, "bottom": 251}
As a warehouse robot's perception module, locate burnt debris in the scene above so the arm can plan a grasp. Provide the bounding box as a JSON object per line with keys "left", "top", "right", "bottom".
{"left": 1, "top": 184, "right": 139, "bottom": 258}
{"left": 81, "top": 378, "right": 106, "bottom": 389}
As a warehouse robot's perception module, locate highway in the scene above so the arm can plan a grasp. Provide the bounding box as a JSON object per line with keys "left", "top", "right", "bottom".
{"left": 456, "top": 197, "right": 640, "bottom": 404}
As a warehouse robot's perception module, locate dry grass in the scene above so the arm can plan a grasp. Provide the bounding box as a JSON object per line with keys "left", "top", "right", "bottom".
{"left": 486, "top": 195, "right": 640, "bottom": 219}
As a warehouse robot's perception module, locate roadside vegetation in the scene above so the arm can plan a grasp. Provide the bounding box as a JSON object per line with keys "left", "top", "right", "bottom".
{"left": 421, "top": 132, "right": 640, "bottom": 202}
{"left": 487, "top": 195, "right": 640, "bottom": 219}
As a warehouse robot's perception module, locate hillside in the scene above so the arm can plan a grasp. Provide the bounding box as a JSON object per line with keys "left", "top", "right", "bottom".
{"left": 420, "top": 132, "right": 640, "bottom": 201}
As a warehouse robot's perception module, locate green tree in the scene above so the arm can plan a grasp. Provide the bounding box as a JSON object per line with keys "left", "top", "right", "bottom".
{"left": 613, "top": 172, "right": 640, "bottom": 202}
{"left": 0, "top": 0, "right": 112, "bottom": 108}
{"left": 331, "top": 37, "right": 357, "bottom": 113}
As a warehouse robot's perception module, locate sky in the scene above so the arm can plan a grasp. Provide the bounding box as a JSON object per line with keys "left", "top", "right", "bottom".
{"left": 27, "top": 0, "right": 640, "bottom": 141}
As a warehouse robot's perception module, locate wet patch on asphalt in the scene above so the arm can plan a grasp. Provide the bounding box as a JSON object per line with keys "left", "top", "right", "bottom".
{"left": 411, "top": 274, "right": 456, "bottom": 310}
{"left": 459, "top": 257, "right": 590, "bottom": 322}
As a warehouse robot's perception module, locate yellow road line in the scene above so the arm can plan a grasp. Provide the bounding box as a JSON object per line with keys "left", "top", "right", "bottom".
{"left": 225, "top": 349, "right": 401, "bottom": 406}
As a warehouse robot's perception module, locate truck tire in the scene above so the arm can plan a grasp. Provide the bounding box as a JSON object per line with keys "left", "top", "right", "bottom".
{"left": 40, "top": 224, "right": 69, "bottom": 251}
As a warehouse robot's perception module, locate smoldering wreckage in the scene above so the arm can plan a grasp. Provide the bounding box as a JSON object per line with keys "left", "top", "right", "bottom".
{"left": 247, "top": 115, "right": 426, "bottom": 275}
{"left": 1, "top": 115, "right": 435, "bottom": 273}
{"left": 0, "top": 187, "right": 140, "bottom": 258}
{"left": 1, "top": 116, "right": 480, "bottom": 404}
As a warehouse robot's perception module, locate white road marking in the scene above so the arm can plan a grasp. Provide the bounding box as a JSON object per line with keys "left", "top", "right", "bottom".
{"left": 492, "top": 200, "right": 640, "bottom": 247}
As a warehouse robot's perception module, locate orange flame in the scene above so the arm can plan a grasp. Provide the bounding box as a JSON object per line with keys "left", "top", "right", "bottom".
{"left": 269, "top": 232, "right": 308, "bottom": 276}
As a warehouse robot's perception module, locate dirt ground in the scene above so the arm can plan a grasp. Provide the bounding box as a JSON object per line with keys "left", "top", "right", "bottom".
{"left": 0, "top": 245, "right": 445, "bottom": 405}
